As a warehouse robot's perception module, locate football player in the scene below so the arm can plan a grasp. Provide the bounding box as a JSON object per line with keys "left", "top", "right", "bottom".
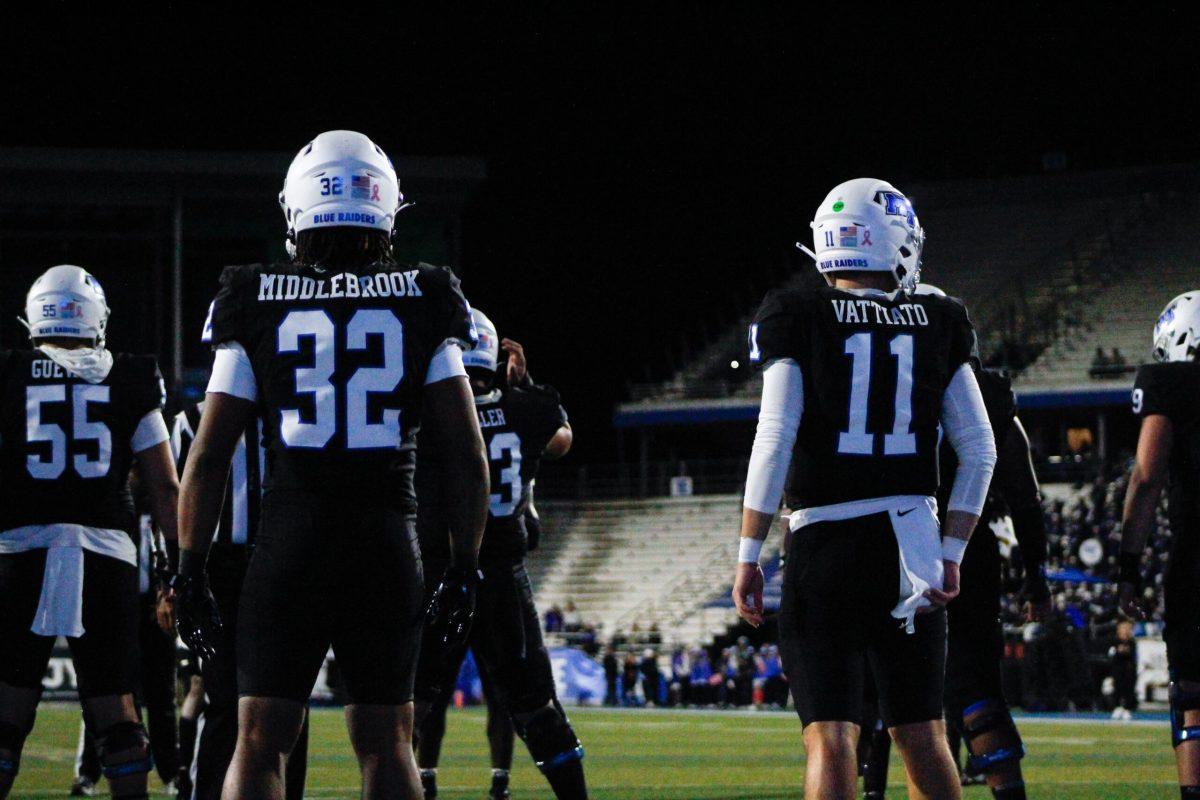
{"left": 0, "top": 266, "right": 178, "bottom": 800}
{"left": 732, "top": 179, "right": 997, "bottom": 800}
{"left": 171, "top": 401, "right": 309, "bottom": 800}
{"left": 859, "top": 285, "right": 1050, "bottom": 800}
{"left": 72, "top": 480, "right": 182, "bottom": 796}
{"left": 175, "top": 130, "right": 489, "bottom": 800}
{"left": 1118, "top": 291, "right": 1200, "bottom": 800}
{"left": 413, "top": 309, "right": 585, "bottom": 800}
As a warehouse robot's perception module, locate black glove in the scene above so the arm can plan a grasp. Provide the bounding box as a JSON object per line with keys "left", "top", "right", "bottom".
{"left": 425, "top": 566, "right": 481, "bottom": 652}
{"left": 170, "top": 550, "right": 224, "bottom": 664}
{"left": 525, "top": 508, "right": 542, "bottom": 552}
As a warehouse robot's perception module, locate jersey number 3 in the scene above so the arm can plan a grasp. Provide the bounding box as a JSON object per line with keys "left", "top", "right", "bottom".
{"left": 838, "top": 332, "right": 916, "bottom": 456}
{"left": 277, "top": 309, "right": 405, "bottom": 449}
{"left": 488, "top": 431, "right": 523, "bottom": 517}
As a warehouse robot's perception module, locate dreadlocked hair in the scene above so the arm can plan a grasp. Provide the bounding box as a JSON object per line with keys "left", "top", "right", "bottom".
{"left": 294, "top": 227, "right": 396, "bottom": 268}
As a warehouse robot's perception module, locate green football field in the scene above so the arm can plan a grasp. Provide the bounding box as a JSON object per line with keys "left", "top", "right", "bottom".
{"left": 10, "top": 704, "right": 1178, "bottom": 799}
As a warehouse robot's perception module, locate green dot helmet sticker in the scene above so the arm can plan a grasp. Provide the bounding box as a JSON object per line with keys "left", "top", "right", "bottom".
{"left": 832, "top": 201, "right": 844, "bottom": 212}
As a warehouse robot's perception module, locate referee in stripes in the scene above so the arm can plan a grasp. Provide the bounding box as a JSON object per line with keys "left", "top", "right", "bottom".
{"left": 171, "top": 402, "right": 308, "bottom": 800}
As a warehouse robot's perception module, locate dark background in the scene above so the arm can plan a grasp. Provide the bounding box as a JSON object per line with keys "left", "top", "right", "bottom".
{"left": 1, "top": 8, "right": 1195, "bottom": 462}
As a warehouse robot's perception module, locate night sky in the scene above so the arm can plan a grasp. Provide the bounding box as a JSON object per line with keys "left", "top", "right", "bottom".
{"left": 1, "top": 9, "right": 1195, "bottom": 461}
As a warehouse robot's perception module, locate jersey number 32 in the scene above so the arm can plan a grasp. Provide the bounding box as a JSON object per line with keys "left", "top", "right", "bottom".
{"left": 277, "top": 309, "right": 405, "bottom": 449}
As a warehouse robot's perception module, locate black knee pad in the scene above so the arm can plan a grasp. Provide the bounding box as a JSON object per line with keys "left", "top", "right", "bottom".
{"left": 962, "top": 698, "right": 1024, "bottom": 775}
{"left": 0, "top": 720, "right": 30, "bottom": 777}
{"left": 516, "top": 703, "right": 583, "bottom": 774}
{"left": 1170, "top": 682, "right": 1200, "bottom": 747}
{"left": 94, "top": 720, "right": 154, "bottom": 780}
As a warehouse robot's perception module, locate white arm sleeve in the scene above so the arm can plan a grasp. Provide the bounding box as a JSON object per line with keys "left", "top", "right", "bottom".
{"left": 169, "top": 410, "right": 192, "bottom": 461}
{"left": 425, "top": 341, "right": 467, "bottom": 385}
{"left": 207, "top": 343, "right": 258, "bottom": 402}
{"left": 941, "top": 364, "right": 998, "bottom": 515}
{"left": 743, "top": 359, "right": 804, "bottom": 514}
{"left": 130, "top": 410, "right": 170, "bottom": 454}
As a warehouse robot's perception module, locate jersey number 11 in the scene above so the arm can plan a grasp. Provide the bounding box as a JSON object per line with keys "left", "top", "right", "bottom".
{"left": 838, "top": 332, "right": 916, "bottom": 456}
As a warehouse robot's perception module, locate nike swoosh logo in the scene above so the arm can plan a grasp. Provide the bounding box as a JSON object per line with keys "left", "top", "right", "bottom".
{"left": 897, "top": 507, "right": 917, "bottom": 517}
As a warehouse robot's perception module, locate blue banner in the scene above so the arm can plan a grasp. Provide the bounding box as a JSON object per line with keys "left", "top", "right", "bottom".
{"left": 449, "top": 647, "right": 606, "bottom": 706}
{"left": 549, "top": 647, "right": 607, "bottom": 705}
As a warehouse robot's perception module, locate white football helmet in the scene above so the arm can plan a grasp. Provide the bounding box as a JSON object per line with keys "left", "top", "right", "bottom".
{"left": 1152, "top": 291, "right": 1200, "bottom": 363}
{"left": 22, "top": 265, "right": 111, "bottom": 345}
{"left": 462, "top": 308, "right": 498, "bottom": 372}
{"left": 797, "top": 178, "right": 925, "bottom": 293}
{"left": 278, "top": 130, "right": 403, "bottom": 254}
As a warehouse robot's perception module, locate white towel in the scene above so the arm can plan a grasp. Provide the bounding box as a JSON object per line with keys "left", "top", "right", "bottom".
{"left": 886, "top": 498, "right": 944, "bottom": 634}
{"left": 0, "top": 523, "right": 137, "bottom": 639}
{"left": 789, "top": 493, "right": 945, "bottom": 634}
{"left": 32, "top": 546, "right": 86, "bottom": 637}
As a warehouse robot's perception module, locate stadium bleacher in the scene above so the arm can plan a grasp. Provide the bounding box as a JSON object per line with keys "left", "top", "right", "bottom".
{"left": 531, "top": 496, "right": 783, "bottom": 648}
{"left": 529, "top": 474, "right": 1169, "bottom": 664}
{"left": 1017, "top": 216, "right": 1199, "bottom": 389}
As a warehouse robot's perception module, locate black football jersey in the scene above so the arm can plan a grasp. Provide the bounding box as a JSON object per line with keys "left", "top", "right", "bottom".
{"left": 418, "top": 383, "right": 568, "bottom": 564}
{"left": 205, "top": 261, "right": 476, "bottom": 512}
{"left": 750, "top": 286, "right": 976, "bottom": 508}
{"left": 173, "top": 402, "right": 263, "bottom": 547}
{"left": 0, "top": 349, "right": 165, "bottom": 534}
{"left": 1133, "top": 362, "right": 1200, "bottom": 529}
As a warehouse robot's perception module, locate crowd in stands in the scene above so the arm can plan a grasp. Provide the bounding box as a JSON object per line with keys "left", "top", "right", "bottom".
{"left": 543, "top": 600, "right": 603, "bottom": 655}
{"left": 989, "top": 469, "right": 1169, "bottom": 713}
{"left": 599, "top": 638, "right": 788, "bottom": 709}
{"left": 1001, "top": 470, "right": 1169, "bottom": 632}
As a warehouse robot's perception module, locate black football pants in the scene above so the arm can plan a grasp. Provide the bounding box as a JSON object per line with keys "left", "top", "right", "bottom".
{"left": 416, "top": 558, "right": 558, "bottom": 717}
{"left": 943, "top": 527, "right": 1006, "bottom": 721}
{"left": 75, "top": 591, "right": 179, "bottom": 785}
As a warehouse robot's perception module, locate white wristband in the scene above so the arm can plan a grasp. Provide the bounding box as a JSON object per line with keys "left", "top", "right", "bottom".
{"left": 738, "top": 537, "right": 765, "bottom": 564}
{"left": 941, "top": 536, "right": 969, "bottom": 565}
